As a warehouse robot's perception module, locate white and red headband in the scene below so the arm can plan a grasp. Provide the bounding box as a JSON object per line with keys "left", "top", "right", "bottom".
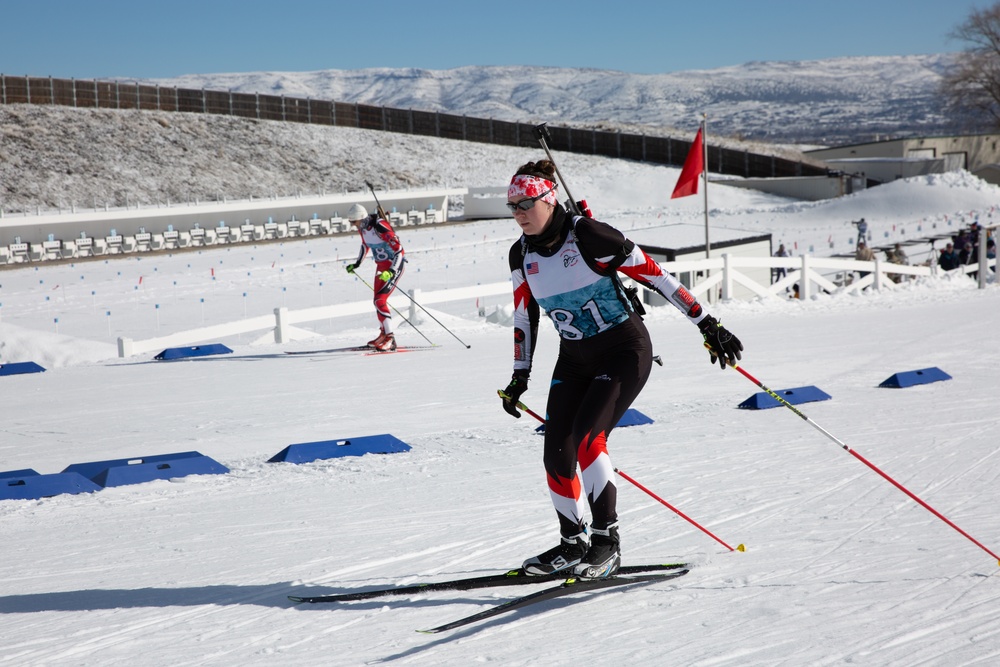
{"left": 508, "top": 174, "right": 559, "bottom": 207}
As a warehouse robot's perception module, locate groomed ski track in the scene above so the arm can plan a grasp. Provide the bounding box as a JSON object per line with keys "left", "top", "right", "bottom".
{"left": 3, "top": 282, "right": 1000, "bottom": 665}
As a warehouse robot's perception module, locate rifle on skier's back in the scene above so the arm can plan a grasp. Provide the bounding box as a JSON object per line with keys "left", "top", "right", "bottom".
{"left": 532, "top": 123, "right": 593, "bottom": 218}
{"left": 365, "top": 180, "right": 392, "bottom": 223}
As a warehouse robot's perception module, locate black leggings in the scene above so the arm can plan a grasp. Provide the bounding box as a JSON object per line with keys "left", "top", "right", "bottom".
{"left": 542, "top": 314, "right": 653, "bottom": 537}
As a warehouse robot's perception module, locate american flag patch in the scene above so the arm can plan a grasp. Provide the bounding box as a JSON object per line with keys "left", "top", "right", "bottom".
{"left": 526, "top": 262, "right": 539, "bottom": 275}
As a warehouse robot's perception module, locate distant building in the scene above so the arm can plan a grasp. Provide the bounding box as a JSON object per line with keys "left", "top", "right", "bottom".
{"left": 972, "top": 163, "right": 1000, "bottom": 187}
{"left": 805, "top": 134, "right": 1000, "bottom": 183}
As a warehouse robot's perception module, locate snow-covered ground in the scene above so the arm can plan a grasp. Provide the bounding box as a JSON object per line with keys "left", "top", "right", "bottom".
{"left": 1, "top": 141, "right": 999, "bottom": 665}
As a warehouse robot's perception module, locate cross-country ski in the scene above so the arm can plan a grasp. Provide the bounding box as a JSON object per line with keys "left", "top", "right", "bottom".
{"left": 419, "top": 569, "right": 690, "bottom": 634}
{"left": 288, "top": 562, "right": 687, "bottom": 603}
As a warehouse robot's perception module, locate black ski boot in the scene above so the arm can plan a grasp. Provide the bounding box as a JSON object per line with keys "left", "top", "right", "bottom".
{"left": 522, "top": 532, "right": 588, "bottom": 576}
{"left": 574, "top": 524, "right": 620, "bottom": 579}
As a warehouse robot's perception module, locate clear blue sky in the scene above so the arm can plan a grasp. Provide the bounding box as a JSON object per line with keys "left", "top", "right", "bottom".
{"left": 0, "top": 0, "right": 985, "bottom": 79}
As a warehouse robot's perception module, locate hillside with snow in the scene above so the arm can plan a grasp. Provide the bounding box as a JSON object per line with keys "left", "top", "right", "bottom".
{"left": 142, "top": 54, "right": 962, "bottom": 144}
{"left": 1, "top": 52, "right": 982, "bottom": 216}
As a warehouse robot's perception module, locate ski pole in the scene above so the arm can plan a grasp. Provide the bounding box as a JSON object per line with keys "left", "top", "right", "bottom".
{"left": 718, "top": 347, "right": 1000, "bottom": 565}
{"left": 496, "top": 389, "right": 546, "bottom": 423}
{"left": 498, "top": 390, "right": 742, "bottom": 552}
{"left": 352, "top": 272, "right": 435, "bottom": 346}
{"left": 395, "top": 288, "right": 472, "bottom": 349}
{"left": 614, "top": 467, "right": 743, "bottom": 553}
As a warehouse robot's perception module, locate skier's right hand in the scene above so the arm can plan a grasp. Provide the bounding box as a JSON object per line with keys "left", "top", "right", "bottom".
{"left": 346, "top": 263, "right": 357, "bottom": 274}
{"left": 500, "top": 371, "right": 529, "bottom": 418}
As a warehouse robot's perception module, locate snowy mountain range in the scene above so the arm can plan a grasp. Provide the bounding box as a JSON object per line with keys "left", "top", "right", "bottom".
{"left": 144, "top": 54, "right": 963, "bottom": 145}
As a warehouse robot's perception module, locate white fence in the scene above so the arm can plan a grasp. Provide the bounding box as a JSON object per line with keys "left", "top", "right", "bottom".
{"left": 116, "top": 251, "right": 997, "bottom": 358}
{"left": 117, "top": 282, "right": 513, "bottom": 357}
{"left": 665, "top": 250, "right": 994, "bottom": 303}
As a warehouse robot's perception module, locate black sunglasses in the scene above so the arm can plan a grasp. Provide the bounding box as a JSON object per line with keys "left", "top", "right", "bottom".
{"left": 506, "top": 186, "right": 556, "bottom": 213}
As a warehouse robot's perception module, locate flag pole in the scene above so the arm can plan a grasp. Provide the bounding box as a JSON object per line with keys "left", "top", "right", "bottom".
{"left": 702, "top": 114, "right": 709, "bottom": 260}
{"left": 701, "top": 114, "right": 712, "bottom": 303}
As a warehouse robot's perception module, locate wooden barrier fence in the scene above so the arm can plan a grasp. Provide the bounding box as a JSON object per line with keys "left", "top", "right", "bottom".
{"left": 0, "top": 74, "right": 828, "bottom": 180}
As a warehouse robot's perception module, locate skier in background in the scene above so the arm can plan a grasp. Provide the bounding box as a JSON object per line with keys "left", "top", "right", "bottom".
{"left": 345, "top": 204, "right": 405, "bottom": 351}
{"left": 499, "top": 159, "right": 743, "bottom": 579}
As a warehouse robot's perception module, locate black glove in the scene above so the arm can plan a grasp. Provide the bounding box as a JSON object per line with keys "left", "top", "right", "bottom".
{"left": 698, "top": 315, "right": 743, "bottom": 369}
{"left": 346, "top": 263, "right": 357, "bottom": 274}
{"left": 500, "top": 371, "right": 529, "bottom": 418}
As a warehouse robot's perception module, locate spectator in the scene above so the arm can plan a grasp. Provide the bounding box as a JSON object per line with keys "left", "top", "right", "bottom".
{"left": 938, "top": 242, "right": 960, "bottom": 271}
{"left": 955, "top": 229, "right": 970, "bottom": 252}
{"left": 888, "top": 243, "right": 908, "bottom": 265}
{"left": 886, "top": 243, "right": 908, "bottom": 283}
{"left": 773, "top": 243, "right": 788, "bottom": 282}
{"left": 958, "top": 241, "right": 975, "bottom": 266}
{"left": 856, "top": 240, "right": 875, "bottom": 278}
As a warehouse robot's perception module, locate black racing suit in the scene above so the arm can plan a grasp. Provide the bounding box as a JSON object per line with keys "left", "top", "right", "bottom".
{"left": 509, "top": 205, "right": 707, "bottom": 538}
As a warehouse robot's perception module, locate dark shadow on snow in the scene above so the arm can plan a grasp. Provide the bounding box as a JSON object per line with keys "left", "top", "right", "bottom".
{"left": 0, "top": 583, "right": 517, "bottom": 613}
{"left": 0, "top": 583, "right": 298, "bottom": 612}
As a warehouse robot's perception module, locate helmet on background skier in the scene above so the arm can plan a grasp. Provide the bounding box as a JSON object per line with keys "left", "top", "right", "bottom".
{"left": 347, "top": 204, "right": 368, "bottom": 222}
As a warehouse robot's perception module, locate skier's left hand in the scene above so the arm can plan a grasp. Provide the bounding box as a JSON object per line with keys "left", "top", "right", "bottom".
{"left": 378, "top": 269, "right": 394, "bottom": 282}
{"left": 698, "top": 315, "right": 743, "bottom": 369}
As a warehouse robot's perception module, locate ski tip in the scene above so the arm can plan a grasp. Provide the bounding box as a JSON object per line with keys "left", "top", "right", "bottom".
{"left": 737, "top": 543, "right": 746, "bottom": 552}
{"left": 288, "top": 596, "right": 307, "bottom": 603}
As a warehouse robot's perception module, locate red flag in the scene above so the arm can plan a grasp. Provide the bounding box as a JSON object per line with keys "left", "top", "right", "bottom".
{"left": 671, "top": 127, "right": 704, "bottom": 199}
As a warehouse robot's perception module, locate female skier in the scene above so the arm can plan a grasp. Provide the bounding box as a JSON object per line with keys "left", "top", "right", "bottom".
{"left": 345, "top": 203, "right": 405, "bottom": 351}
{"left": 500, "top": 160, "right": 743, "bottom": 579}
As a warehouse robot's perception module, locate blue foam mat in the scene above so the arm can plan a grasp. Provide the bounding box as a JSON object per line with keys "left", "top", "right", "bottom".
{"left": 154, "top": 344, "right": 233, "bottom": 360}
{"left": 268, "top": 434, "right": 412, "bottom": 463}
{"left": 1, "top": 472, "right": 102, "bottom": 501}
{"left": 0, "top": 468, "right": 40, "bottom": 479}
{"left": 0, "top": 361, "right": 46, "bottom": 376}
{"left": 879, "top": 367, "right": 952, "bottom": 388}
{"left": 535, "top": 408, "right": 653, "bottom": 433}
{"left": 63, "top": 451, "right": 229, "bottom": 488}
{"left": 739, "top": 385, "right": 832, "bottom": 410}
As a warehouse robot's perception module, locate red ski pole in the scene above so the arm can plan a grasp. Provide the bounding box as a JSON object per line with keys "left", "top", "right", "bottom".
{"left": 720, "top": 347, "right": 1000, "bottom": 566}
{"left": 496, "top": 390, "right": 546, "bottom": 423}
{"left": 498, "top": 390, "right": 744, "bottom": 552}
{"left": 614, "top": 467, "right": 742, "bottom": 552}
